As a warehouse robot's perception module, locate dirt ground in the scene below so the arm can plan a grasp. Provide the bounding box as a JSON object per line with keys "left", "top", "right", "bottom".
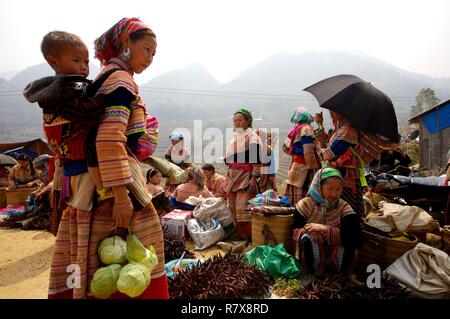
{"left": 0, "top": 228, "right": 55, "bottom": 299}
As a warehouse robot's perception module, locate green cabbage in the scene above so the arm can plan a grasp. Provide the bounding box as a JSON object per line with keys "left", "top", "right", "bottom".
{"left": 126, "top": 234, "right": 148, "bottom": 262}
{"left": 126, "top": 235, "right": 158, "bottom": 272}
{"left": 117, "top": 262, "right": 151, "bottom": 298}
{"left": 90, "top": 264, "right": 122, "bottom": 299}
{"left": 140, "top": 245, "right": 158, "bottom": 273}
{"left": 98, "top": 236, "right": 127, "bottom": 265}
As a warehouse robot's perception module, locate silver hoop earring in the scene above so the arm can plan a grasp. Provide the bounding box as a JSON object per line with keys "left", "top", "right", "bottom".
{"left": 120, "top": 48, "right": 131, "bottom": 61}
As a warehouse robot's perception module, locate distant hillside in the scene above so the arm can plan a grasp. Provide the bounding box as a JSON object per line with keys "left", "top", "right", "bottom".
{"left": 143, "top": 63, "right": 220, "bottom": 90}
{"left": 0, "top": 70, "right": 18, "bottom": 81}
{"left": 0, "top": 78, "right": 16, "bottom": 90}
{"left": 222, "top": 51, "right": 450, "bottom": 122}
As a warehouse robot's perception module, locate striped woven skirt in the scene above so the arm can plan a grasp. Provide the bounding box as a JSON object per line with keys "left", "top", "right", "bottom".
{"left": 228, "top": 190, "right": 254, "bottom": 238}
{"left": 258, "top": 175, "right": 279, "bottom": 194}
{"left": 50, "top": 190, "right": 63, "bottom": 236}
{"left": 284, "top": 167, "right": 314, "bottom": 206}
{"left": 48, "top": 198, "right": 168, "bottom": 299}
{"left": 284, "top": 184, "right": 308, "bottom": 207}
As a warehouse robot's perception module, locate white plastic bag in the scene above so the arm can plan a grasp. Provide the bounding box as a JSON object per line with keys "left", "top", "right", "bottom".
{"left": 191, "top": 197, "right": 235, "bottom": 227}
{"left": 187, "top": 218, "right": 225, "bottom": 250}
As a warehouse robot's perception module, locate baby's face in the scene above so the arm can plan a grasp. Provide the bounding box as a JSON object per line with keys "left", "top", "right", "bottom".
{"left": 54, "top": 45, "right": 89, "bottom": 77}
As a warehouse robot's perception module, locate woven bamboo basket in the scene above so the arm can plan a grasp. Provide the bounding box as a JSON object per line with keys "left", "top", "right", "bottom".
{"left": 6, "top": 187, "right": 34, "bottom": 206}
{"left": 0, "top": 187, "right": 7, "bottom": 208}
{"left": 251, "top": 212, "right": 294, "bottom": 254}
{"left": 441, "top": 226, "right": 450, "bottom": 255}
{"left": 357, "top": 227, "right": 418, "bottom": 271}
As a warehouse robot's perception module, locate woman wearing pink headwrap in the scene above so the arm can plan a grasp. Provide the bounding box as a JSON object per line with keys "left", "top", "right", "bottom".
{"left": 282, "top": 107, "right": 320, "bottom": 205}
{"left": 48, "top": 18, "right": 169, "bottom": 299}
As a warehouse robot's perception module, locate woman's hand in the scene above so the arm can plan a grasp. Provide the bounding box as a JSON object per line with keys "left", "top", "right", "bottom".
{"left": 26, "top": 181, "right": 35, "bottom": 188}
{"left": 112, "top": 185, "right": 133, "bottom": 228}
{"left": 113, "top": 199, "right": 133, "bottom": 228}
{"left": 249, "top": 176, "right": 258, "bottom": 193}
{"left": 320, "top": 149, "right": 331, "bottom": 161}
{"left": 304, "top": 223, "right": 327, "bottom": 234}
{"left": 314, "top": 112, "right": 323, "bottom": 126}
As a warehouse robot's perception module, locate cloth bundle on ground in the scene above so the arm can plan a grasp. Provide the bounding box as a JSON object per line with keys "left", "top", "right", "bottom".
{"left": 216, "top": 241, "right": 248, "bottom": 254}
{"left": 187, "top": 196, "right": 235, "bottom": 228}
{"left": 187, "top": 218, "right": 225, "bottom": 250}
{"left": 243, "top": 243, "right": 301, "bottom": 278}
{"left": 384, "top": 243, "right": 450, "bottom": 298}
{"left": 0, "top": 206, "right": 26, "bottom": 221}
{"left": 248, "top": 189, "right": 292, "bottom": 207}
{"left": 144, "top": 156, "right": 188, "bottom": 184}
{"left": 364, "top": 202, "right": 440, "bottom": 236}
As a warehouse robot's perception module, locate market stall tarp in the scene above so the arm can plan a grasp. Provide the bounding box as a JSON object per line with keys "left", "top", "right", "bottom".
{"left": 0, "top": 138, "right": 53, "bottom": 159}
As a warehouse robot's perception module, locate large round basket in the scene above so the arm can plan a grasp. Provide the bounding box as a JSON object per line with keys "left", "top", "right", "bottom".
{"left": 251, "top": 212, "right": 294, "bottom": 254}
{"left": 441, "top": 226, "right": 450, "bottom": 255}
{"left": 6, "top": 187, "right": 34, "bottom": 206}
{"left": 357, "top": 226, "right": 418, "bottom": 271}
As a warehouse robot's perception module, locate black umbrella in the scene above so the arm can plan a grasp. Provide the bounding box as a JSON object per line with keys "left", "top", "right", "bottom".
{"left": 304, "top": 74, "right": 399, "bottom": 142}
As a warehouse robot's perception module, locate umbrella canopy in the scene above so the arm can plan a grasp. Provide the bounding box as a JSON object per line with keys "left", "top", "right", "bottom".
{"left": 304, "top": 74, "right": 399, "bottom": 142}
{"left": 0, "top": 154, "right": 18, "bottom": 165}
{"left": 32, "top": 154, "right": 52, "bottom": 169}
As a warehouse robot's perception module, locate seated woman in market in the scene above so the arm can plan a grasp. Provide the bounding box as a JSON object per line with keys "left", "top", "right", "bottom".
{"left": 291, "top": 167, "right": 363, "bottom": 284}
{"left": 146, "top": 167, "right": 165, "bottom": 197}
{"left": 147, "top": 167, "right": 170, "bottom": 217}
{"left": 7, "top": 154, "right": 39, "bottom": 190}
{"left": 170, "top": 165, "right": 212, "bottom": 210}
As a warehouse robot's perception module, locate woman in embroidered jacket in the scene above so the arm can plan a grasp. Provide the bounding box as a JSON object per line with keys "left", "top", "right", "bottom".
{"left": 225, "top": 108, "right": 263, "bottom": 239}
{"left": 314, "top": 111, "right": 366, "bottom": 217}
{"left": 202, "top": 164, "right": 227, "bottom": 197}
{"left": 282, "top": 107, "right": 320, "bottom": 205}
{"left": 291, "top": 167, "right": 362, "bottom": 281}
{"left": 8, "top": 153, "right": 39, "bottom": 190}
{"left": 164, "top": 132, "right": 192, "bottom": 194}
{"left": 48, "top": 18, "right": 169, "bottom": 299}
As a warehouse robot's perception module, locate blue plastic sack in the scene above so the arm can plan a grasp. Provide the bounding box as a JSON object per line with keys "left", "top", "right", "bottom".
{"left": 165, "top": 258, "right": 201, "bottom": 279}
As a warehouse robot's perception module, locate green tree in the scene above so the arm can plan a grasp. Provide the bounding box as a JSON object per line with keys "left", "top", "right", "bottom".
{"left": 410, "top": 88, "right": 440, "bottom": 117}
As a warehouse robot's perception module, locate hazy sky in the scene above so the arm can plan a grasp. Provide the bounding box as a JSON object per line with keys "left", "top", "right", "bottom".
{"left": 1, "top": 0, "right": 450, "bottom": 83}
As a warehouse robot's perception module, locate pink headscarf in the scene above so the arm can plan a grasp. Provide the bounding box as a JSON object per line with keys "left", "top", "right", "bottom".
{"left": 94, "top": 17, "right": 154, "bottom": 65}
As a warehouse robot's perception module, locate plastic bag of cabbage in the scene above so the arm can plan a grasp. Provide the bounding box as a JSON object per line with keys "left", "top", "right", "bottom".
{"left": 91, "top": 234, "right": 158, "bottom": 298}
